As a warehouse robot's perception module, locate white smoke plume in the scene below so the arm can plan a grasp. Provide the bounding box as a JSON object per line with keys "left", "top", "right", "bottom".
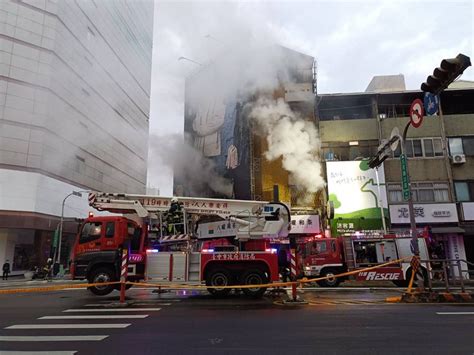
{"left": 249, "top": 97, "right": 325, "bottom": 193}
{"left": 148, "top": 133, "right": 233, "bottom": 197}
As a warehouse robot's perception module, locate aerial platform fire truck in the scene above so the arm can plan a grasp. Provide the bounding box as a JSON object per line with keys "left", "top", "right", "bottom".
{"left": 301, "top": 232, "right": 430, "bottom": 287}
{"left": 70, "top": 192, "right": 291, "bottom": 298}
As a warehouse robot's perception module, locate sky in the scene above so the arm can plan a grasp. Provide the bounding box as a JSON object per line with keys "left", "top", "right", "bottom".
{"left": 148, "top": 0, "right": 474, "bottom": 196}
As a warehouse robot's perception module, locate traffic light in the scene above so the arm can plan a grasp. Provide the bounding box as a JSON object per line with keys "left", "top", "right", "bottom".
{"left": 421, "top": 53, "right": 471, "bottom": 94}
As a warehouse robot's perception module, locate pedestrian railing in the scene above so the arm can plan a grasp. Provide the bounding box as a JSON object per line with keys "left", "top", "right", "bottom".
{"left": 421, "top": 258, "right": 474, "bottom": 293}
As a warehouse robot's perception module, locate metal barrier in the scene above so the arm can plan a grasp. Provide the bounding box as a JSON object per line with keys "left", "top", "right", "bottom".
{"left": 422, "top": 258, "right": 474, "bottom": 293}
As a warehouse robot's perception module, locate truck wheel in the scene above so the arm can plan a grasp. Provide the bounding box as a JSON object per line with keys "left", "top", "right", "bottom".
{"left": 88, "top": 267, "right": 116, "bottom": 296}
{"left": 316, "top": 269, "right": 341, "bottom": 287}
{"left": 241, "top": 269, "right": 268, "bottom": 298}
{"left": 206, "top": 268, "right": 232, "bottom": 297}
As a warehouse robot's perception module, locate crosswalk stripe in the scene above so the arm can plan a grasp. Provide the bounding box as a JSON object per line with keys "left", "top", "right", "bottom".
{"left": 0, "top": 336, "right": 107, "bottom": 342}
{"left": 39, "top": 315, "right": 148, "bottom": 320}
{"left": 0, "top": 351, "right": 77, "bottom": 354}
{"left": 63, "top": 308, "right": 161, "bottom": 313}
{"left": 84, "top": 303, "right": 171, "bottom": 307}
{"left": 6, "top": 324, "right": 131, "bottom": 329}
{"left": 436, "top": 312, "right": 474, "bottom": 315}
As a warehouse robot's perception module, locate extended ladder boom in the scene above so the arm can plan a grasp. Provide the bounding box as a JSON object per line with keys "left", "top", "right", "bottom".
{"left": 88, "top": 192, "right": 291, "bottom": 239}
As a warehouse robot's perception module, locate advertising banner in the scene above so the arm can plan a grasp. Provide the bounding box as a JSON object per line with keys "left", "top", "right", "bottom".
{"left": 327, "top": 161, "right": 388, "bottom": 235}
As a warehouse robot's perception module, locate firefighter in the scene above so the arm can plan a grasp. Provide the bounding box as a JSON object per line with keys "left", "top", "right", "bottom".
{"left": 167, "top": 197, "right": 183, "bottom": 234}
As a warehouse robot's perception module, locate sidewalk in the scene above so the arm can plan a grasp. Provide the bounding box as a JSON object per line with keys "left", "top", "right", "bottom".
{"left": 0, "top": 275, "right": 77, "bottom": 289}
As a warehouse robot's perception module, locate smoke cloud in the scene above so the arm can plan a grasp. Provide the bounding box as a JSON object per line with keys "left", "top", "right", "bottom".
{"left": 148, "top": 133, "right": 233, "bottom": 197}
{"left": 249, "top": 97, "right": 325, "bottom": 193}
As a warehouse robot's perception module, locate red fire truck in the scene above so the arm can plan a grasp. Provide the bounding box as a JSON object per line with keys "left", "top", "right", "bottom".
{"left": 70, "top": 192, "right": 291, "bottom": 298}
{"left": 301, "top": 232, "right": 430, "bottom": 287}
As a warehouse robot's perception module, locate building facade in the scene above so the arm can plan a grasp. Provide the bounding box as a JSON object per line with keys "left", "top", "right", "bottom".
{"left": 178, "top": 45, "right": 319, "bottom": 207}
{"left": 318, "top": 80, "right": 474, "bottom": 271}
{"left": 0, "top": 0, "right": 154, "bottom": 274}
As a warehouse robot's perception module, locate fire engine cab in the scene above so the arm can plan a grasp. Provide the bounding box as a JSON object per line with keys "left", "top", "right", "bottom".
{"left": 71, "top": 192, "right": 291, "bottom": 298}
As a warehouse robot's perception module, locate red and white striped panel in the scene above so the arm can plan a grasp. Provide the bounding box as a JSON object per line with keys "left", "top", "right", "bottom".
{"left": 159, "top": 234, "right": 190, "bottom": 243}
{"left": 290, "top": 250, "right": 297, "bottom": 279}
{"left": 88, "top": 192, "right": 96, "bottom": 205}
{"left": 120, "top": 248, "right": 128, "bottom": 282}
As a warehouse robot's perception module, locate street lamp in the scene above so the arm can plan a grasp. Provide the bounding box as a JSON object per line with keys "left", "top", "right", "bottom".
{"left": 178, "top": 56, "right": 203, "bottom": 67}
{"left": 56, "top": 190, "right": 85, "bottom": 267}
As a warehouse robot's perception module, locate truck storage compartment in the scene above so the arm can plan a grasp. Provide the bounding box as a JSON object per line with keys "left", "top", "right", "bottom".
{"left": 146, "top": 252, "right": 188, "bottom": 282}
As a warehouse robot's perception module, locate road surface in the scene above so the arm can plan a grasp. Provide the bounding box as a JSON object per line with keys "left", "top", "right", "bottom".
{"left": 0, "top": 287, "right": 472, "bottom": 354}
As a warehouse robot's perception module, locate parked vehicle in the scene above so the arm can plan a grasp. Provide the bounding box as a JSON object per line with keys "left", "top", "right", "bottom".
{"left": 71, "top": 192, "right": 291, "bottom": 298}
{"left": 302, "top": 233, "right": 430, "bottom": 287}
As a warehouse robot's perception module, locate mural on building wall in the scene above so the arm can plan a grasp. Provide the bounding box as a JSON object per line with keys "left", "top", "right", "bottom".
{"left": 179, "top": 93, "right": 252, "bottom": 200}
{"left": 327, "top": 160, "right": 388, "bottom": 235}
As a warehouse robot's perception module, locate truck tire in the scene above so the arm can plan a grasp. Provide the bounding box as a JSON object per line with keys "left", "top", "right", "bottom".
{"left": 316, "top": 268, "right": 341, "bottom": 287}
{"left": 88, "top": 267, "right": 116, "bottom": 296}
{"left": 241, "top": 269, "right": 268, "bottom": 298}
{"left": 206, "top": 268, "right": 232, "bottom": 297}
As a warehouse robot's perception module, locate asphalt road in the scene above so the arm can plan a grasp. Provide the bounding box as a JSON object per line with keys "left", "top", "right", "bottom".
{"left": 0, "top": 287, "right": 473, "bottom": 355}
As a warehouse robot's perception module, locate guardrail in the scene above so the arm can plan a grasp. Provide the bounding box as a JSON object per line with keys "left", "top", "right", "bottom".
{"left": 422, "top": 258, "right": 474, "bottom": 293}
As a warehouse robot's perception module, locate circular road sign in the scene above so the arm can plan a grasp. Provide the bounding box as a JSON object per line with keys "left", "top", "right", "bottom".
{"left": 409, "top": 99, "right": 424, "bottom": 128}
{"left": 424, "top": 92, "right": 439, "bottom": 116}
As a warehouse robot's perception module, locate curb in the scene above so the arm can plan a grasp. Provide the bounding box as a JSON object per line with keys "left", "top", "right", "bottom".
{"left": 398, "top": 291, "right": 474, "bottom": 303}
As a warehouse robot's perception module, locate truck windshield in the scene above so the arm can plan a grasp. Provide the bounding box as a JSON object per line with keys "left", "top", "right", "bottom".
{"left": 79, "top": 222, "right": 102, "bottom": 244}
{"left": 127, "top": 223, "right": 141, "bottom": 252}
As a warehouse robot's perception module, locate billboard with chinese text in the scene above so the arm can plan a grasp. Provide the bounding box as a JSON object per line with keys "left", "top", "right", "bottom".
{"left": 326, "top": 160, "right": 388, "bottom": 235}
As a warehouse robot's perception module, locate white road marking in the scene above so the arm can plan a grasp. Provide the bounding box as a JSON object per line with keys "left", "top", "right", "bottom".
{"left": 436, "top": 312, "right": 474, "bottom": 315}
{"left": 6, "top": 324, "right": 131, "bottom": 329}
{"left": 0, "top": 336, "right": 107, "bottom": 341}
{"left": 132, "top": 303, "right": 171, "bottom": 306}
{"left": 0, "top": 352, "right": 77, "bottom": 354}
{"left": 39, "top": 315, "right": 148, "bottom": 320}
{"left": 63, "top": 308, "right": 161, "bottom": 312}
{"left": 84, "top": 303, "right": 171, "bottom": 307}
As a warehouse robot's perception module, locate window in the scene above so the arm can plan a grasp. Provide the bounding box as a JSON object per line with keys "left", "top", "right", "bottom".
{"left": 79, "top": 222, "right": 102, "bottom": 244}
{"left": 105, "top": 222, "right": 115, "bottom": 238}
{"left": 448, "top": 137, "right": 474, "bottom": 156}
{"left": 128, "top": 223, "right": 141, "bottom": 251}
{"left": 423, "top": 139, "right": 434, "bottom": 157}
{"left": 433, "top": 139, "right": 443, "bottom": 156}
{"left": 463, "top": 137, "right": 474, "bottom": 156}
{"left": 454, "top": 181, "right": 474, "bottom": 202}
{"left": 387, "top": 182, "right": 449, "bottom": 203}
{"left": 387, "top": 184, "right": 403, "bottom": 203}
{"left": 412, "top": 139, "right": 423, "bottom": 157}
{"left": 393, "top": 138, "right": 443, "bottom": 158}
{"left": 309, "top": 241, "right": 327, "bottom": 255}
{"left": 449, "top": 138, "right": 463, "bottom": 155}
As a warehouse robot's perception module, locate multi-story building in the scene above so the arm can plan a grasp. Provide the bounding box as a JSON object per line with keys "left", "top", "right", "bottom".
{"left": 318, "top": 76, "right": 474, "bottom": 270}
{"left": 0, "top": 0, "right": 154, "bottom": 274}
{"left": 178, "top": 45, "right": 319, "bottom": 207}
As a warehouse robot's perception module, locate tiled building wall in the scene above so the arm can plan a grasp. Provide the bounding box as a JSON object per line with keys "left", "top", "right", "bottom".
{"left": 0, "top": 0, "right": 153, "bottom": 193}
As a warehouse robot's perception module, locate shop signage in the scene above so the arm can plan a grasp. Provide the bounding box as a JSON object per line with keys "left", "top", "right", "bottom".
{"left": 289, "top": 215, "right": 320, "bottom": 234}
{"left": 389, "top": 203, "right": 458, "bottom": 224}
{"left": 461, "top": 202, "right": 474, "bottom": 221}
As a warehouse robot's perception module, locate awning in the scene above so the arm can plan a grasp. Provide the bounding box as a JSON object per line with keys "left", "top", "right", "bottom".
{"left": 158, "top": 234, "right": 191, "bottom": 244}
{"left": 430, "top": 227, "right": 465, "bottom": 234}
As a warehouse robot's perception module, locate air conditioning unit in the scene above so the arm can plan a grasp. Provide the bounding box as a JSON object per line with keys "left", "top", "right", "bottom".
{"left": 452, "top": 154, "right": 466, "bottom": 164}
